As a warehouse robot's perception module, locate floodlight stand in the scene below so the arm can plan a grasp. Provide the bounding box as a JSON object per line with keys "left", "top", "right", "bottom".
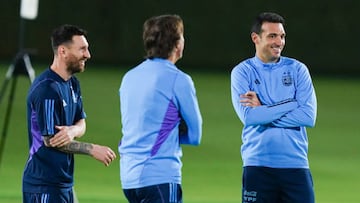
{"left": 0, "top": 18, "right": 35, "bottom": 168}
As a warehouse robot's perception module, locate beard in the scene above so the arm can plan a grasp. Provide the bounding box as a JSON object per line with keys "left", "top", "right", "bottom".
{"left": 66, "top": 54, "right": 86, "bottom": 74}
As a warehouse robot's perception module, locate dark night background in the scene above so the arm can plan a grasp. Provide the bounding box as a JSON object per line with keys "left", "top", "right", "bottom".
{"left": 1, "top": 0, "right": 359, "bottom": 76}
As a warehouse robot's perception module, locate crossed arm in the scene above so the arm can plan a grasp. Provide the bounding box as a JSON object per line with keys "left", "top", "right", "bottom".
{"left": 239, "top": 91, "right": 316, "bottom": 128}
{"left": 43, "top": 119, "right": 116, "bottom": 166}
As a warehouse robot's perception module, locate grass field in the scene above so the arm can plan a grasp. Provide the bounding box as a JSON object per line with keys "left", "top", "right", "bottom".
{"left": 0, "top": 63, "right": 359, "bottom": 203}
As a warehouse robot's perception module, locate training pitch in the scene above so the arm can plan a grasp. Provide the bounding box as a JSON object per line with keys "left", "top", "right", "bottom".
{"left": 0, "top": 64, "right": 359, "bottom": 203}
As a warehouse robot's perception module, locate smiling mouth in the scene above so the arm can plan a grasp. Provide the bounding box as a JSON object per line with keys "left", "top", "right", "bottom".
{"left": 80, "top": 59, "right": 87, "bottom": 65}
{"left": 272, "top": 47, "right": 282, "bottom": 54}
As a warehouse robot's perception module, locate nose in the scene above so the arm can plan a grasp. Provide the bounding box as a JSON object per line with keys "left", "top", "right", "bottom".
{"left": 84, "top": 49, "right": 91, "bottom": 59}
{"left": 275, "top": 36, "right": 285, "bottom": 46}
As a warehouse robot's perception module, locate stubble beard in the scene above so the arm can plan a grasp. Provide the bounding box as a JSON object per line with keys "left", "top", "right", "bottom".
{"left": 66, "top": 55, "right": 85, "bottom": 74}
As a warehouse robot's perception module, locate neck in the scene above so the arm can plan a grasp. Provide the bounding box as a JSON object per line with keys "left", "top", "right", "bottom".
{"left": 167, "top": 56, "right": 177, "bottom": 64}
{"left": 167, "top": 51, "right": 181, "bottom": 64}
{"left": 50, "top": 58, "right": 72, "bottom": 80}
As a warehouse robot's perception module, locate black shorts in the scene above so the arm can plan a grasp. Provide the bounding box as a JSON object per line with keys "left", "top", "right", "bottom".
{"left": 123, "top": 183, "right": 182, "bottom": 203}
{"left": 242, "top": 166, "right": 314, "bottom": 203}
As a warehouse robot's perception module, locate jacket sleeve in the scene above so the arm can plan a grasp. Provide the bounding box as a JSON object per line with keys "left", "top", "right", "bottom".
{"left": 271, "top": 65, "right": 317, "bottom": 128}
{"left": 174, "top": 73, "right": 202, "bottom": 145}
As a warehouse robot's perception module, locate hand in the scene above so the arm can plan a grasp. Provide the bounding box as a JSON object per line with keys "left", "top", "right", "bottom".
{"left": 240, "top": 91, "right": 261, "bottom": 107}
{"left": 91, "top": 144, "right": 117, "bottom": 167}
{"left": 49, "top": 126, "right": 75, "bottom": 147}
{"left": 179, "top": 119, "right": 188, "bottom": 136}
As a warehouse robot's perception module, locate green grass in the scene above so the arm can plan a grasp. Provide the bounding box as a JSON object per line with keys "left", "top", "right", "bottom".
{"left": 0, "top": 64, "right": 360, "bottom": 202}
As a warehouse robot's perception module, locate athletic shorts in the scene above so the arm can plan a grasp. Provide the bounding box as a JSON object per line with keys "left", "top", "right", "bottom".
{"left": 23, "top": 190, "right": 74, "bottom": 203}
{"left": 242, "top": 166, "right": 314, "bottom": 203}
{"left": 123, "top": 183, "right": 182, "bottom": 203}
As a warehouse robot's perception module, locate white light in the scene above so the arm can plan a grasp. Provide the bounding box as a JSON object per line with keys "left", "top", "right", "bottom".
{"left": 20, "top": 0, "right": 39, "bottom": 20}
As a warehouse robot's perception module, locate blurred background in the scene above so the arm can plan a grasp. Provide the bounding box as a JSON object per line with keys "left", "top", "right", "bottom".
{"left": 0, "top": 1, "right": 359, "bottom": 202}
{"left": 1, "top": 0, "right": 360, "bottom": 75}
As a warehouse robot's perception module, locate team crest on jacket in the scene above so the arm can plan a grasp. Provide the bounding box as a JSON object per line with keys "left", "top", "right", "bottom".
{"left": 282, "top": 72, "right": 293, "bottom": 86}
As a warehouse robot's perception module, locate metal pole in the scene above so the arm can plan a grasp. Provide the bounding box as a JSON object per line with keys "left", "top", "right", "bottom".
{"left": 0, "top": 77, "right": 18, "bottom": 166}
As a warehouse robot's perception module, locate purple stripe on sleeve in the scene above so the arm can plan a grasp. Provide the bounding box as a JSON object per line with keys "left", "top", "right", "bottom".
{"left": 29, "top": 110, "right": 44, "bottom": 157}
{"left": 150, "top": 100, "right": 180, "bottom": 156}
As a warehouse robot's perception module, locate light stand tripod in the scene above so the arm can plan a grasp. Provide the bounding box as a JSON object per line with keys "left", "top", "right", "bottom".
{"left": 0, "top": 17, "right": 35, "bottom": 167}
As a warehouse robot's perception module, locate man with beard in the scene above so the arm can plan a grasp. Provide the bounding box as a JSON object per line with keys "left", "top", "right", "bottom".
{"left": 22, "top": 24, "right": 116, "bottom": 203}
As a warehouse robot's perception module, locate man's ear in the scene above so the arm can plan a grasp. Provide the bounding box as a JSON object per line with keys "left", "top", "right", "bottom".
{"left": 174, "top": 41, "right": 181, "bottom": 50}
{"left": 57, "top": 45, "right": 66, "bottom": 56}
{"left": 251, "top": 32, "right": 259, "bottom": 44}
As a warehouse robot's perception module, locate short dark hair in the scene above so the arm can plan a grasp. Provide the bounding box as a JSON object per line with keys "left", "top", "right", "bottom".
{"left": 251, "top": 12, "right": 285, "bottom": 34}
{"left": 143, "top": 14, "right": 183, "bottom": 59}
{"left": 51, "top": 24, "right": 87, "bottom": 52}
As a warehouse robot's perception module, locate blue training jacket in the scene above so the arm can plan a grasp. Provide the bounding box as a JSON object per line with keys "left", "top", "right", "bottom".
{"left": 231, "top": 56, "right": 317, "bottom": 168}
{"left": 118, "top": 58, "right": 202, "bottom": 189}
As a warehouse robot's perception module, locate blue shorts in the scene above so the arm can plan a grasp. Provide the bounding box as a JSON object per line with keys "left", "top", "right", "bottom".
{"left": 242, "top": 166, "right": 314, "bottom": 203}
{"left": 123, "top": 183, "right": 182, "bottom": 203}
{"left": 23, "top": 190, "right": 74, "bottom": 203}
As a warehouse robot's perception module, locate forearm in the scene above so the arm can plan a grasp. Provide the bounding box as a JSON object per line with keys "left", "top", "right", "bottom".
{"left": 51, "top": 139, "right": 116, "bottom": 167}
{"left": 271, "top": 105, "right": 317, "bottom": 128}
{"left": 49, "top": 119, "right": 86, "bottom": 147}
{"left": 179, "top": 124, "right": 202, "bottom": 145}
{"left": 44, "top": 136, "right": 93, "bottom": 155}
{"left": 58, "top": 140, "right": 117, "bottom": 167}
{"left": 179, "top": 111, "right": 202, "bottom": 145}
{"left": 175, "top": 75, "right": 203, "bottom": 146}
{"left": 57, "top": 140, "right": 93, "bottom": 155}
{"left": 272, "top": 78, "right": 317, "bottom": 128}
{"left": 239, "top": 100, "right": 298, "bottom": 126}
{"left": 231, "top": 83, "right": 297, "bottom": 126}
{"left": 69, "top": 119, "right": 86, "bottom": 139}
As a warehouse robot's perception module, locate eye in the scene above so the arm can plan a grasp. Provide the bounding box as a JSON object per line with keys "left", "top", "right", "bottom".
{"left": 80, "top": 46, "right": 89, "bottom": 53}
{"left": 269, "top": 34, "right": 277, "bottom": 39}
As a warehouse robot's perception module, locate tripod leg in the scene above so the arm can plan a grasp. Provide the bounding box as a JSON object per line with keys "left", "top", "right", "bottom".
{"left": 22, "top": 54, "right": 35, "bottom": 83}
{"left": 0, "top": 78, "right": 10, "bottom": 105}
{"left": 0, "top": 77, "right": 17, "bottom": 167}
{"left": 0, "top": 64, "right": 15, "bottom": 104}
